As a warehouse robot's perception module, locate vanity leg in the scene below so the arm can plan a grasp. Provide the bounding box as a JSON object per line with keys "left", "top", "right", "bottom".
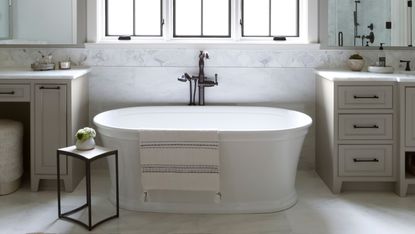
{"left": 396, "top": 183, "right": 408, "bottom": 197}
{"left": 31, "top": 178, "right": 40, "bottom": 192}
{"left": 332, "top": 181, "right": 343, "bottom": 194}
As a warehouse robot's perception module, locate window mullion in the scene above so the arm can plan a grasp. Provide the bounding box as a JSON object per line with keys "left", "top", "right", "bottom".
{"left": 201, "top": 0, "right": 204, "bottom": 36}
{"left": 160, "top": 0, "right": 164, "bottom": 37}
{"left": 133, "top": 0, "right": 136, "bottom": 36}
{"left": 269, "top": 0, "right": 271, "bottom": 37}
{"left": 240, "top": 0, "right": 244, "bottom": 37}
{"left": 105, "top": 0, "right": 109, "bottom": 36}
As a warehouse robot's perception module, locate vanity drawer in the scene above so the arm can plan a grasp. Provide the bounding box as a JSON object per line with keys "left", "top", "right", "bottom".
{"left": 338, "top": 145, "right": 393, "bottom": 177}
{"left": 338, "top": 114, "right": 393, "bottom": 140}
{"left": 338, "top": 86, "right": 393, "bottom": 109}
{"left": 0, "top": 84, "right": 30, "bottom": 102}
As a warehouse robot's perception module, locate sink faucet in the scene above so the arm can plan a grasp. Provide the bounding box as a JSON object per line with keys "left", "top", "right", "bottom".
{"left": 178, "top": 50, "right": 218, "bottom": 105}
{"left": 400, "top": 60, "right": 411, "bottom": 71}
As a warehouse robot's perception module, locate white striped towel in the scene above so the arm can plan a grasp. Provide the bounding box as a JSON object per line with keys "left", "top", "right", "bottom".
{"left": 139, "top": 130, "right": 220, "bottom": 195}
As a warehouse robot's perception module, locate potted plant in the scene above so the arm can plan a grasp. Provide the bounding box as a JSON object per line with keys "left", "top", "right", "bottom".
{"left": 348, "top": 54, "right": 365, "bottom": 71}
{"left": 75, "top": 127, "right": 96, "bottom": 150}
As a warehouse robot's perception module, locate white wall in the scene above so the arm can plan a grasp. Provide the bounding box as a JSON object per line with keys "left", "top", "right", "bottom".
{"left": 1, "top": 47, "right": 415, "bottom": 169}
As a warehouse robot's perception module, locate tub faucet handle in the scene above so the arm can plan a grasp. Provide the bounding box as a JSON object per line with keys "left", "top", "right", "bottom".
{"left": 178, "top": 73, "right": 192, "bottom": 82}
{"left": 178, "top": 74, "right": 187, "bottom": 82}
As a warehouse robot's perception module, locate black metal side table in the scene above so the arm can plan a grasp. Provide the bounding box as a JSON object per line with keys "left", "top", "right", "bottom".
{"left": 57, "top": 146, "right": 119, "bottom": 231}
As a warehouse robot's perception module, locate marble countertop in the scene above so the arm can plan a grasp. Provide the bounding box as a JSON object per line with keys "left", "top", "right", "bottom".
{"left": 0, "top": 67, "right": 90, "bottom": 80}
{"left": 315, "top": 69, "right": 415, "bottom": 82}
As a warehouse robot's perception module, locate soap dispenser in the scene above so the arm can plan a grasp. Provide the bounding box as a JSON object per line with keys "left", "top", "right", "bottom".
{"left": 368, "top": 43, "right": 394, "bottom": 73}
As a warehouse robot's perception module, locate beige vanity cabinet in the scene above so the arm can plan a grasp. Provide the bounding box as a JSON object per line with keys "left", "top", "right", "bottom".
{"left": 31, "top": 78, "right": 88, "bottom": 192}
{"left": 398, "top": 85, "right": 415, "bottom": 196}
{"left": 0, "top": 68, "right": 89, "bottom": 192}
{"left": 34, "top": 84, "right": 68, "bottom": 175}
{"left": 405, "top": 88, "right": 415, "bottom": 147}
{"left": 316, "top": 73, "right": 398, "bottom": 193}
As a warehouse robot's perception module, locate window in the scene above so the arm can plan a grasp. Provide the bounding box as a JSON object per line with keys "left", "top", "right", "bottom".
{"left": 173, "top": 0, "right": 231, "bottom": 37}
{"left": 241, "top": 0, "right": 299, "bottom": 37}
{"left": 98, "top": 0, "right": 314, "bottom": 42}
{"left": 106, "top": 0, "right": 163, "bottom": 37}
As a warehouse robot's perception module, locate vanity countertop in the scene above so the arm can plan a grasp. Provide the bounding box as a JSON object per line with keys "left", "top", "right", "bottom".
{"left": 315, "top": 68, "right": 415, "bottom": 82}
{"left": 0, "top": 67, "right": 90, "bottom": 80}
{"left": 315, "top": 69, "right": 401, "bottom": 82}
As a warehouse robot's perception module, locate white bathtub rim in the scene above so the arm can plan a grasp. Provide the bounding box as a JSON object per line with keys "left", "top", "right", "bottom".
{"left": 96, "top": 124, "right": 310, "bottom": 142}
{"left": 93, "top": 106, "right": 312, "bottom": 133}
{"left": 93, "top": 106, "right": 312, "bottom": 141}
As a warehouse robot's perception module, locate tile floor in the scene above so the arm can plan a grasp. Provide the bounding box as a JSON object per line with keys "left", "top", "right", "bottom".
{"left": 0, "top": 170, "right": 414, "bottom": 234}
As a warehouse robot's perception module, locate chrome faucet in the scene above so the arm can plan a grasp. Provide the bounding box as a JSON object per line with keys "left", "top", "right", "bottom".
{"left": 178, "top": 50, "right": 218, "bottom": 105}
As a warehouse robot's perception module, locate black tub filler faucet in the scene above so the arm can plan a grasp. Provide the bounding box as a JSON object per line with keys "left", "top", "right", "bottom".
{"left": 178, "top": 50, "right": 218, "bottom": 106}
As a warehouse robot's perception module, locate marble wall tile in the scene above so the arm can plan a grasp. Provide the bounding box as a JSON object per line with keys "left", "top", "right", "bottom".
{"left": 1, "top": 46, "right": 414, "bottom": 169}
{"left": 1, "top": 47, "right": 415, "bottom": 69}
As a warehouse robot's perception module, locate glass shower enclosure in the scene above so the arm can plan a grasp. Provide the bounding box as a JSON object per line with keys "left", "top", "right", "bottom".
{"left": 0, "top": 0, "right": 11, "bottom": 39}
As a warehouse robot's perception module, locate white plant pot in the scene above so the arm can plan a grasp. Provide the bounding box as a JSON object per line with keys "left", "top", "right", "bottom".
{"left": 76, "top": 138, "right": 95, "bottom": 151}
{"left": 348, "top": 59, "right": 365, "bottom": 71}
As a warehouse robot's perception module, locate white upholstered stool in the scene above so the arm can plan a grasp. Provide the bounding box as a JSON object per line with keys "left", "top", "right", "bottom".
{"left": 0, "top": 119, "right": 23, "bottom": 195}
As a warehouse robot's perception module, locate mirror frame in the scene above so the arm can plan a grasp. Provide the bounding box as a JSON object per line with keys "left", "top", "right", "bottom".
{"left": 319, "top": 0, "right": 414, "bottom": 50}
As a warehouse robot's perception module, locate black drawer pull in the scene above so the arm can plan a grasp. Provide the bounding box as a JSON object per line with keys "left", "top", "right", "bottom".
{"left": 353, "top": 125, "right": 379, "bottom": 129}
{"left": 353, "top": 158, "right": 379, "bottom": 163}
{"left": 353, "top": 95, "right": 379, "bottom": 99}
{"left": 0, "top": 91, "right": 15, "bottom": 95}
{"left": 40, "top": 86, "right": 60, "bottom": 90}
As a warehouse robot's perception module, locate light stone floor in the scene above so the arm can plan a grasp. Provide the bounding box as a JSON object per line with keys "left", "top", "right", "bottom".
{"left": 1, "top": 170, "right": 415, "bottom": 234}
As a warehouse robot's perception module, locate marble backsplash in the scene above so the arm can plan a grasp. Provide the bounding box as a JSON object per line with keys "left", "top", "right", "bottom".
{"left": 1, "top": 47, "right": 414, "bottom": 169}
{"left": 1, "top": 47, "right": 415, "bottom": 69}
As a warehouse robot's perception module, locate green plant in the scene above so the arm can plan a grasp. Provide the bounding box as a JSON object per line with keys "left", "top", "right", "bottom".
{"left": 349, "top": 54, "right": 363, "bottom": 60}
{"left": 75, "top": 127, "right": 96, "bottom": 142}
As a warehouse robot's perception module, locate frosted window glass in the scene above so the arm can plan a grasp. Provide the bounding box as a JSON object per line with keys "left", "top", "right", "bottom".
{"left": 175, "top": 0, "right": 202, "bottom": 36}
{"left": 243, "top": 0, "right": 269, "bottom": 36}
{"left": 135, "top": 0, "right": 161, "bottom": 36}
{"left": 203, "top": 0, "right": 229, "bottom": 36}
{"left": 271, "top": 0, "right": 298, "bottom": 36}
{"left": 107, "top": 0, "right": 133, "bottom": 36}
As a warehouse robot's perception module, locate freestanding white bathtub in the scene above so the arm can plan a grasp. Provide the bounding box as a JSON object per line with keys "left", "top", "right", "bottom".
{"left": 93, "top": 106, "right": 312, "bottom": 214}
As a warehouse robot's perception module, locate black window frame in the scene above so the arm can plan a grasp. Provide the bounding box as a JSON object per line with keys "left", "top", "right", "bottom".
{"left": 241, "top": 0, "right": 300, "bottom": 38}
{"left": 105, "top": 0, "right": 164, "bottom": 37}
{"left": 173, "top": 0, "right": 232, "bottom": 38}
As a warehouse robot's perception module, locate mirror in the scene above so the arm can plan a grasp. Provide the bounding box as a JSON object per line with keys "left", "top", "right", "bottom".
{"left": 328, "top": 0, "right": 413, "bottom": 47}
{"left": 0, "top": 0, "right": 85, "bottom": 45}
{"left": 0, "top": 0, "right": 10, "bottom": 39}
